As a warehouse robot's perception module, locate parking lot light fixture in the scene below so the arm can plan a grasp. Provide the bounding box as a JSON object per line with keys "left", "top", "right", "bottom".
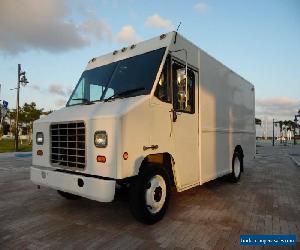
{"left": 15, "top": 64, "right": 29, "bottom": 151}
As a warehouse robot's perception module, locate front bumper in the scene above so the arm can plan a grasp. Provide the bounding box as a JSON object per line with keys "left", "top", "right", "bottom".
{"left": 30, "top": 166, "right": 115, "bottom": 202}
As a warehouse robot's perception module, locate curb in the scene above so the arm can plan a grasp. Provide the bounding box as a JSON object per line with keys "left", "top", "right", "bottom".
{"left": 14, "top": 152, "right": 32, "bottom": 158}
{"left": 289, "top": 155, "right": 300, "bottom": 167}
{"left": 0, "top": 152, "right": 16, "bottom": 158}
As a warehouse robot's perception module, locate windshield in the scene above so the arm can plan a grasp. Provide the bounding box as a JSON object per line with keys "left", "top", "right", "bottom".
{"left": 67, "top": 47, "right": 166, "bottom": 106}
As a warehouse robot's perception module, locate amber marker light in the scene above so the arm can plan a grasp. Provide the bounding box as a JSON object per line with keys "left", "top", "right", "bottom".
{"left": 97, "top": 155, "right": 106, "bottom": 163}
{"left": 37, "top": 150, "right": 43, "bottom": 156}
{"left": 123, "top": 152, "right": 129, "bottom": 160}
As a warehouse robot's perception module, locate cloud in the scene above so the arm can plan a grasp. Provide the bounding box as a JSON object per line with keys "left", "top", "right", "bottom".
{"left": 66, "top": 86, "right": 73, "bottom": 96}
{"left": 0, "top": 0, "right": 111, "bottom": 54}
{"left": 256, "top": 97, "right": 300, "bottom": 120}
{"left": 256, "top": 97, "right": 298, "bottom": 107}
{"left": 48, "top": 84, "right": 70, "bottom": 97}
{"left": 55, "top": 98, "right": 67, "bottom": 108}
{"left": 194, "top": 2, "right": 209, "bottom": 13}
{"left": 30, "top": 84, "right": 41, "bottom": 91}
{"left": 145, "top": 14, "right": 173, "bottom": 31}
{"left": 80, "top": 19, "right": 112, "bottom": 41}
{"left": 116, "top": 25, "right": 142, "bottom": 45}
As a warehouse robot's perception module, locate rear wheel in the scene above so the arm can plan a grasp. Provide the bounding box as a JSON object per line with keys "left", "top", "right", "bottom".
{"left": 57, "top": 190, "right": 81, "bottom": 200}
{"left": 129, "top": 165, "right": 171, "bottom": 224}
{"left": 231, "top": 152, "right": 242, "bottom": 182}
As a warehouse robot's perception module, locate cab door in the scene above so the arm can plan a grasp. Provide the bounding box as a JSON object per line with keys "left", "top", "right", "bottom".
{"left": 171, "top": 60, "right": 199, "bottom": 189}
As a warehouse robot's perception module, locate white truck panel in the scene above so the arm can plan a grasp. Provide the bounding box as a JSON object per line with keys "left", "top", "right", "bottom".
{"left": 199, "top": 49, "right": 255, "bottom": 183}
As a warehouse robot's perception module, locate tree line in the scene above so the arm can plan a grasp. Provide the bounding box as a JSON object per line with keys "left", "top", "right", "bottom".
{"left": 0, "top": 102, "right": 52, "bottom": 143}
{"left": 256, "top": 118, "right": 300, "bottom": 130}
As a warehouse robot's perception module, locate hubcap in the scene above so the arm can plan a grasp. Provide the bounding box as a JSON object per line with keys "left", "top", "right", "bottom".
{"left": 234, "top": 157, "right": 241, "bottom": 178}
{"left": 145, "top": 175, "right": 166, "bottom": 214}
{"left": 154, "top": 186, "right": 162, "bottom": 202}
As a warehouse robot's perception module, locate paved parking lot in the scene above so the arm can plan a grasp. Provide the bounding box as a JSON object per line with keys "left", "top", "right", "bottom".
{"left": 0, "top": 145, "right": 299, "bottom": 249}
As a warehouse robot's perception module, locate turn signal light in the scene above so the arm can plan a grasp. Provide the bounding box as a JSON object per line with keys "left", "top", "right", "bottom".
{"left": 37, "top": 150, "right": 43, "bottom": 156}
{"left": 97, "top": 155, "right": 106, "bottom": 163}
{"left": 123, "top": 152, "right": 128, "bottom": 160}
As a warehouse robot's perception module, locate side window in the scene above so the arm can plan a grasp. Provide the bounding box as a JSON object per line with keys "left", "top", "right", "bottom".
{"left": 68, "top": 78, "right": 85, "bottom": 106}
{"left": 173, "top": 62, "right": 195, "bottom": 113}
{"left": 154, "top": 56, "right": 171, "bottom": 103}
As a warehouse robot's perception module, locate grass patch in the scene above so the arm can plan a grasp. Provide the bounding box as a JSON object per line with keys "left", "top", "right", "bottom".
{"left": 0, "top": 139, "right": 32, "bottom": 153}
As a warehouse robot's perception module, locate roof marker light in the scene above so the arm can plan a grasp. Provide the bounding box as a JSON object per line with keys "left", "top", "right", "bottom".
{"left": 160, "top": 34, "right": 166, "bottom": 40}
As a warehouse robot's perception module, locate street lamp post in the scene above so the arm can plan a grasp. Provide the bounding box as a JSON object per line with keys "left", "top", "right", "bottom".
{"left": 294, "top": 115, "right": 299, "bottom": 146}
{"left": 15, "top": 64, "right": 28, "bottom": 151}
{"left": 272, "top": 119, "right": 281, "bottom": 147}
{"left": 272, "top": 118, "right": 275, "bottom": 146}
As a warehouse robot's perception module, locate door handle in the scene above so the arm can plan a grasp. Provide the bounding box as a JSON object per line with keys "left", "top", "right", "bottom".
{"left": 143, "top": 145, "right": 159, "bottom": 151}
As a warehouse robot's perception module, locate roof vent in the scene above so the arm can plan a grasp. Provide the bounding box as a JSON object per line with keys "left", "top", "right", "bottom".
{"left": 88, "top": 58, "right": 96, "bottom": 63}
{"left": 121, "top": 47, "right": 127, "bottom": 52}
{"left": 160, "top": 34, "right": 166, "bottom": 40}
{"left": 113, "top": 50, "right": 118, "bottom": 55}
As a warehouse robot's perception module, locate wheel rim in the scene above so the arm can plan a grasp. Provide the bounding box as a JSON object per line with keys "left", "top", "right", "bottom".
{"left": 145, "top": 175, "right": 166, "bottom": 214}
{"left": 234, "top": 157, "right": 241, "bottom": 178}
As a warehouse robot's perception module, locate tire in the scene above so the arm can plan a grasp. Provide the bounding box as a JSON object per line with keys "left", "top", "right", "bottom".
{"left": 57, "top": 190, "right": 81, "bottom": 200}
{"left": 129, "top": 165, "right": 171, "bottom": 224}
{"left": 231, "top": 152, "right": 242, "bottom": 182}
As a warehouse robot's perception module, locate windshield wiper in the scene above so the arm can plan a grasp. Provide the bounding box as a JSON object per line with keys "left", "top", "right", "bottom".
{"left": 71, "top": 98, "right": 95, "bottom": 105}
{"left": 104, "top": 87, "right": 145, "bottom": 102}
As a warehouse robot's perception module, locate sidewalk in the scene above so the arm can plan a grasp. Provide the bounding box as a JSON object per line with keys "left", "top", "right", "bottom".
{"left": 256, "top": 143, "right": 300, "bottom": 167}
{"left": 289, "top": 148, "right": 300, "bottom": 167}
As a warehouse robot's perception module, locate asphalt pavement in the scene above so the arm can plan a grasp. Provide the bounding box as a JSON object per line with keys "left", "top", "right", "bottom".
{"left": 0, "top": 145, "right": 299, "bottom": 249}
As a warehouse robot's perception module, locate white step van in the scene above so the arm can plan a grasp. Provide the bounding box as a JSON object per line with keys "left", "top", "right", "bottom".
{"left": 31, "top": 32, "right": 255, "bottom": 224}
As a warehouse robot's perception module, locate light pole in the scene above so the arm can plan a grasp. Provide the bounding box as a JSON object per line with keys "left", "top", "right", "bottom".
{"left": 272, "top": 118, "right": 275, "bottom": 146}
{"left": 272, "top": 120, "right": 281, "bottom": 146}
{"left": 294, "top": 115, "right": 299, "bottom": 146}
{"left": 15, "top": 64, "right": 28, "bottom": 151}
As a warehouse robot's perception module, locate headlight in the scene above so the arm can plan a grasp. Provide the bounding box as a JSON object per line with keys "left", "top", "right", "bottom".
{"left": 36, "top": 132, "right": 44, "bottom": 145}
{"left": 94, "top": 131, "right": 108, "bottom": 148}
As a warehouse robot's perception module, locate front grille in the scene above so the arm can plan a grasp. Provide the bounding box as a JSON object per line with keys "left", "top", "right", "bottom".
{"left": 50, "top": 121, "right": 85, "bottom": 169}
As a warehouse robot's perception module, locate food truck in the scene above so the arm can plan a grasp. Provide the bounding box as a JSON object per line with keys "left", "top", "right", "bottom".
{"left": 31, "top": 32, "right": 255, "bottom": 224}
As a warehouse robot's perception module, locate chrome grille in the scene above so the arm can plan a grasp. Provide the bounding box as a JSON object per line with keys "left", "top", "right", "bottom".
{"left": 50, "top": 121, "right": 85, "bottom": 169}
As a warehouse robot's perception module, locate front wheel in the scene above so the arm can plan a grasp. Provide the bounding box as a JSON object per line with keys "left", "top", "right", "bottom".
{"left": 129, "top": 165, "right": 171, "bottom": 224}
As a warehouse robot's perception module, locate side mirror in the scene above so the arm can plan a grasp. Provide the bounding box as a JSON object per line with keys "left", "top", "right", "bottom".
{"left": 176, "top": 68, "right": 187, "bottom": 110}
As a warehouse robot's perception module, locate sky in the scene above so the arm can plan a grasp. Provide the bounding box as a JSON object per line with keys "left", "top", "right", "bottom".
{"left": 0, "top": 0, "right": 299, "bottom": 135}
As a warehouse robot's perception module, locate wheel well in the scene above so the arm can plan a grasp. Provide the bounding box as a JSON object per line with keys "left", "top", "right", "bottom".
{"left": 234, "top": 145, "right": 244, "bottom": 158}
{"left": 140, "top": 153, "right": 175, "bottom": 186}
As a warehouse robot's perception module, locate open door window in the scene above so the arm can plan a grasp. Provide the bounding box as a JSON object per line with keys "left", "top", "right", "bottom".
{"left": 172, "top": 61, "right": 195, "bottom": 114}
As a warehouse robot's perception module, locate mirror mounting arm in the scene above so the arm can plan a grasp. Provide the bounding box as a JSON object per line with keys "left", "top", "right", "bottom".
{"left": 170, "top": 109, "right": 177, "bottom": 122}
